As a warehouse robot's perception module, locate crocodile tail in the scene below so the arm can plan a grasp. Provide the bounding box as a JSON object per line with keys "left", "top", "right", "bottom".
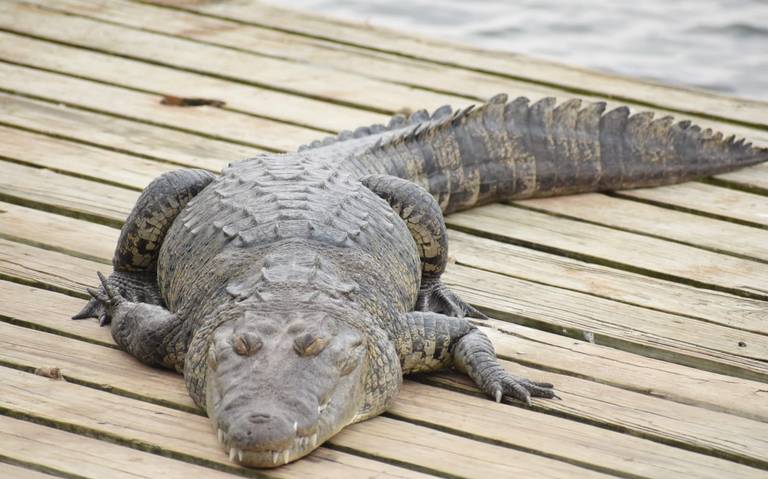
{"left": 351, "top": 94, "right": 767, "bottom": 214}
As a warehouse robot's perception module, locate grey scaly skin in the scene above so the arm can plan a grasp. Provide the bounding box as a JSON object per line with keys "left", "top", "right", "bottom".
{"left": 73, "top": 94, "right": 767, "bottom": 468}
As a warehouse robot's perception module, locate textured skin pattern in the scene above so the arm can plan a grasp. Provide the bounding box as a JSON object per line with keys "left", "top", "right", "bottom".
{"left": 74, "top": 94, "right": 768, "bottom": 468}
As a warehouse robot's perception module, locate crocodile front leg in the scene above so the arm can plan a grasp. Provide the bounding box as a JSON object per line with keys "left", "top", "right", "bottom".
{"left": 361, "top": 174, "right": 486, "bottom": 319}
{"left": 73, "top": 169, "right": 215, "bottom": 325}
{"left": 398, "top": 311, "right": 557, "bottom": 405}
{"left": 88, "top": 273, "right": 183, "bottom": 369}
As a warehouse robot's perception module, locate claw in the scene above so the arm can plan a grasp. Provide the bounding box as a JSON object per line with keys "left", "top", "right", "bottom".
{"left": 71, "top": 298, "right": 101, "bottom": 320}
{"left": 86, "top": 287, "right": 107, "bottom": 302}
{"left": 494, "top": 388, "right": 502, "bottom": 403}
{"left": 97, "top": 271, "right": 119, "bottom": 300}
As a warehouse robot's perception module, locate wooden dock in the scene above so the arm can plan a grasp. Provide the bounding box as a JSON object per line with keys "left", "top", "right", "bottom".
{"left": 1, "top": 1, "right": 767, "bottom": 477}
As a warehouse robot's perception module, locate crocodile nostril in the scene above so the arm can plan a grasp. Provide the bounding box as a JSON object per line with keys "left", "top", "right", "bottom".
{"left": 247, "top": 413, "right": 272, "bottom": 424}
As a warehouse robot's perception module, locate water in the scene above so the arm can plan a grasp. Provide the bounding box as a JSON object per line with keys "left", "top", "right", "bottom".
{"left": 268, "top": 0, "right": 768, "bottom": 101}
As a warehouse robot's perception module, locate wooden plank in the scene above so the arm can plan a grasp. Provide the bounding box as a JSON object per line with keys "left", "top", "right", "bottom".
{"left": 0, "top": 463, "right": 60, "bottom": 479}
{"left": 0, "top": 238, "right": 104, "bottom": 297}
{"left": 517, "top": 193, "right": 768, "bottom": 262}
{"left": 423, "top": 366, "right": 768, "bottom": 469}
{"left": 443, "top": 264, "right": 768, "bottom": 381}
{"left": 0, "top": 125, "right": 176, "bottom": 191}
{"left": 617, "top": 183, "right": 768, "bottom": 229}
{"left": 4, "top": 1, "right": 464, "bottom": 115}
{"left": 0, "top": 63, "right": 321, "bottom": 153}
{"left": 1, "top": 321, "right": 764, "bottom": 479}
{"left": 0, "top": 367, "right": 606, "bottom": 479}
{"left": 0, "top": 93, "right": 256, "bottom": 169}
{"left": 0, "top": 281, "right": 113, "bottom": 347}
{"left": 0, "top": 415, "right": 432, "bottom": 479}
{"left": 0, "top": 30, "right": 386, "bottom": 134}
{"left": 165, "top": 0, "right": 768, "bottom": 129}
{"left": 715, "top": 163, "right": 768, "bottom": 193}
{"left": 0, "top": 201, "right": 117, "bottom": 263}
{"left": 5, "top": 277, "right": 767, "bottom": 425}
{"left": 446, "top": 203, "right": 768, "bottom": 299}
{"left": 6, "top": 218, "right": 767, "bottom": 383}
{"left": 447, "top": 230, "right": 768, "bottom": 335}
{"left": 0, "top": 160, "right": 136, "bottom": 226}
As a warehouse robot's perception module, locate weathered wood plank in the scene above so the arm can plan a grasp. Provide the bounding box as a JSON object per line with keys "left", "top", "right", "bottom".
{"left": 0, "top": 281, "right": 114, "bottom": 347}
{"left": 0, "top": 238, "right": 104, "bottom": 297}
{"left": 1, "top": 321, "right": 764, "bottom": 479}
{"left": 0, "top": 414, "right": 432, "bottom": 479}
{"left": 446, "top": 203, "right": 768, "bottom": 299}
{"left": 4, "top": 1, "right": 464, "bottom": 115}
{"left": 447, "top": 230, "right": 768, "bottom": 335}
{"left": 166, "top": 0, "right": 768, "bottom": 129}
{"left": 423, "top": 367, "right": 768, "bottom": 469}
{"left": 517, "top": 193, "right": 768, "bottom": 262}
{"left": 443, "top": 264, "right": 768, "bottom": 381}
{"left": 0, "top": 93, "right": 255, "bottom": 169}
{"left": 1, "top": 366, "right": 606, "bottom": 479}
{"left": 0, "top": 463, "right": 60, "bottom": 479}
{"left": 617, "top": 183, "right": 768, "bottom": 229}
{"left": 0, "top": 30, "right": 386, "bottom": 133}
{"left": 0, "top": 63, "right": 320, "bottom": 152}
{"left": 0, "top": 201, "right": 116, "bottom": 263}
{"left": 715, "top": 163, "right": 768, "bottom": 194}
{"left": 0, "top": 125, "right": 175, "bottom": 191}
{"left": 0, "top": 160, "right": 136, "bottom": 226}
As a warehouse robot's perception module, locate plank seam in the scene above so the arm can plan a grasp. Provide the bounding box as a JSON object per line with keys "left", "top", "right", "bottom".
{"left": 446, "top": 223, "right": 768, "bottom": 302}
{"left": 456, "top": 260, "right": 768, "bottom": 337}
{"left": 510, "top": 201, "right": 768, "bottom": 265}
{"left": 0, "top": 456, "right": 80, "bottom": 479}
{"left": 608, "top": 191, "right": 768, "bottom": 231}
{"left": 413, "top": 375, "right": 768, "bottom": 470}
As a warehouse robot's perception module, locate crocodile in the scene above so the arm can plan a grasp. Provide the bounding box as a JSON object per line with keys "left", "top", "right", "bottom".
{"left": 73, "top": 94, "right": 767, "bottom": 468}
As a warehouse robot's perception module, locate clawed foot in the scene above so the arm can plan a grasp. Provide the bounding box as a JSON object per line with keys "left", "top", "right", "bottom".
{"left": 416, "top": 280, "right": 489, "bottom": 319}
{"left": 487, "top": 374, "right": 560, "bottom": 406}
{"left": 72, "top": 272, "right": 126, "bottom": 326}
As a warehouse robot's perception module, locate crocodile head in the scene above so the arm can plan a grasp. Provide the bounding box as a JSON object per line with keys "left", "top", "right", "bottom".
{"left": 202, "top": 303, "right": 372, "bottom": 467}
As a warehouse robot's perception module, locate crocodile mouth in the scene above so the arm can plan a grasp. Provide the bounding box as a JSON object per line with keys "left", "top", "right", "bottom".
{"left": 216, "top": 424, "right": 322, "bottom": 467}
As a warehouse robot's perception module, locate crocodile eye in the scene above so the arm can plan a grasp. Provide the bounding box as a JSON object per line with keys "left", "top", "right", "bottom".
{"left": 294, "top": 333, "right": 329, "bottom": 357}
{"left": 231, "top": 332, "right": 263, "bottom": 356}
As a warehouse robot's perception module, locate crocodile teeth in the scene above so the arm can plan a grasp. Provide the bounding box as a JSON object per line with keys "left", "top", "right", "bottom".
{"left": 229, "top": 448, "right": 237, "bottom": 461}
{"left": 217, "top": 428, "right": 224, "bottom": 444}
{"left": 237, "top": 449, "right": 244, "bottom": 462}
{"left": 293, "top": 421, "right": 298, "bottom": 433}
{"left": 272, "top": 451, "right": 280, "bottom": 464}
{"left": 283, "top": 450, "right": 289, "bottom": 464}
{"left": 311, "top": 433, "right": 318, "bottom": 447}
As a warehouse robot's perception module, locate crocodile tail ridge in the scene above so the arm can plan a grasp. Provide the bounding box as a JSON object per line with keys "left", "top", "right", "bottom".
{"left": 356, "top": 94, "right": 767, "bottom": 213}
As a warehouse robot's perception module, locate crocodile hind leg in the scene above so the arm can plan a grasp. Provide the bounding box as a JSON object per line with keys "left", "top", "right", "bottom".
{"left": 397, "top": 311, "right": 557, "bottom": 404}
{"left": 73, "top": 169, "right": 215, "bottom": 327}
{"left": 361, "top": 174, "right": 487, "bottom": 319}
